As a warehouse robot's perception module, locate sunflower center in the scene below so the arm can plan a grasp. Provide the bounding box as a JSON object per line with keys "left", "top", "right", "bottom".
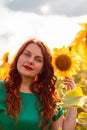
{"left": 55, "top": 54, "right": 71, "bottom": 71}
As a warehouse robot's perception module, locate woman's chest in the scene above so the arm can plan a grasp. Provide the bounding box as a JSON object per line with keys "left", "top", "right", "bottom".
{"left": 0, "top": 94, "right": 42, "bottom": 130}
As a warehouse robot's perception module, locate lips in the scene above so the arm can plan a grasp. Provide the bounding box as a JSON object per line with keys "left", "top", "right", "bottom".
{"left": 23, "top": 65, "right": 33, "bottom": 70}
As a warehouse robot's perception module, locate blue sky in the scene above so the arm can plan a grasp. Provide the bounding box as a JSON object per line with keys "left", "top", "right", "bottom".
{"left": 0, "top": 0, "right": 87, "bottom": 61}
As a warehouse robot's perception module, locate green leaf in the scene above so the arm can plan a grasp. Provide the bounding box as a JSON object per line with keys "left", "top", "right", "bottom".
{"left": 78, "top": 96, "right": 87, "bottom": 112}
{"left": 77, "top": 112, "right": 87, "bottom": 127}
{"left": 63, "top": 87, "right": 84, "bottom": 107}
{"left": 78, "top": 112, "right": 87, "bottom": 119}
{"left": 63, "top": 96, "right": 82, "bottom": 107}
{"left": 64, "top": 87, "right": 84, "bottom": 97}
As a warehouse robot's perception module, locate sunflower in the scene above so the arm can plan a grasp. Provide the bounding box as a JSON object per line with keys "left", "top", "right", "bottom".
{"left": 0, "top": 52, "right": 10, "bottom": 79}
{"left": 52, "top": 46, "right": 82, "bottom": 79}
{"left": 70, "top": 23, "right": 87, "bottom": 70}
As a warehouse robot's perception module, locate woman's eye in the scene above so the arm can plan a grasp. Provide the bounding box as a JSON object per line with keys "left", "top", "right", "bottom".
{"left": 36, "top": 58, "right": 42, "bottom": 62}
{"left": 24, "top": 52, "right": 30, "bottom": 56}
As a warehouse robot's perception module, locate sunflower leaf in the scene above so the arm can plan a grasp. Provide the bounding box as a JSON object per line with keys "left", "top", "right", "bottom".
{"left": 63, "top": 87, "right": 84, "bottom": 107}
{"left": 64, "top": 87, "right": 84, "bottom": 97}
{"left": 63, "top": 96, "right": 82, "bottom": 107}
{"left": 77, "top": 112, "right": 87, "bottom": 127}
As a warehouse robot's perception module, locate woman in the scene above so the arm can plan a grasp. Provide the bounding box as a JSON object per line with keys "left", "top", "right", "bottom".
{"left": 0, "top": 38, "right": 77, "bottom": 130}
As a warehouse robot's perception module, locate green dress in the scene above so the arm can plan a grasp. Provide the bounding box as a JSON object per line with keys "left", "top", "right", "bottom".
{"left": 0, "top": 80, "right": 64, "bottom": 130}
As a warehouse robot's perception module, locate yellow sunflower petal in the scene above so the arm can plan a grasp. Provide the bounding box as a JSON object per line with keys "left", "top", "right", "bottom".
{"left": 52, "top": 46, "right": 82, "bottom": 79}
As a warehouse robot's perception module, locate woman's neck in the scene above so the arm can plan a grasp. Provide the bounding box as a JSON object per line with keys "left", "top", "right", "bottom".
{"left": 20, "top": 76, "right": 34, "bottom": 93}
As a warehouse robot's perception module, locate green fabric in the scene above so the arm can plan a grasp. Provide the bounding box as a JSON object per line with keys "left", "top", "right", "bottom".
{"left": 0, "top": 80, "right": 64, "bottom": 130}
{"left": 52, "top": 106, "right": 64, "bottom": 121}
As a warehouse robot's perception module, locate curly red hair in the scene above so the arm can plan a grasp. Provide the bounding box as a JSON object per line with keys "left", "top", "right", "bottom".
{"left": 4, "top": 38, "right": 61, "bottom": 130}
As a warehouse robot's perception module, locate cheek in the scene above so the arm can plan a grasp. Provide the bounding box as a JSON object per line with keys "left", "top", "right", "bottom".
{"left": 17, "top": 56, "right": 25, "bottom": 65}
{"left": 17, "top": 57, "right": 23, "bottom": 69}
{"left": 36, "top": 63, "right": 43, "bottom": 73}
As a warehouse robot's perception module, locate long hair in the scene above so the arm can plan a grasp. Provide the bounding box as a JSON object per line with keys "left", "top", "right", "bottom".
{"left": 4, "top": 38, "right": 61, "bottom": 129}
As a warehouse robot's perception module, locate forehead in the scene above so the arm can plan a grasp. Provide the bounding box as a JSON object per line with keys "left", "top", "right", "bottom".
{"left": 24, "top": 43, "right": 43, "bottom": 56}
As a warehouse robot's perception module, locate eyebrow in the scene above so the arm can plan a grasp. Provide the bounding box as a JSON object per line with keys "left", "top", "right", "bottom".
{"left": 24, "top": 49, "right": 43, "bottom": 59}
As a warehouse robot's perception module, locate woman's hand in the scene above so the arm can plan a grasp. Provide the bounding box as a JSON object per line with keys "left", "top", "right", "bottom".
{"left": 63, "top": 76, "right": 75, "bottom": 90}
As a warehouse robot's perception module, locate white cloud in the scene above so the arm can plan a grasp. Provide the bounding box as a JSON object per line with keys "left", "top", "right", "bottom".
{"left": 39, "top": 4, "right": 51, "bottom": 14}
{"left": 1, "top": 0, "right": 87, "bottom": 16}
{"left": 0, "top": 5, "right": 87, "bottom": 61}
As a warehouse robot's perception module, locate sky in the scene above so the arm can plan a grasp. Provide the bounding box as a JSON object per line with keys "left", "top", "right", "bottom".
{"left": 0, "top": 0, "right": 87, "bottom": 60}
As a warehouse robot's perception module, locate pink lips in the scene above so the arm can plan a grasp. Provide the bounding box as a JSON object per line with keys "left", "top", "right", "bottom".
{"left": 23, "top": 65, "right": 33, "bottom": 70}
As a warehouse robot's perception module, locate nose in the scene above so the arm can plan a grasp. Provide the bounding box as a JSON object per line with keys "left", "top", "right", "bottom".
{"left": 28, "top": 57, "right": 34, "bottom": 65}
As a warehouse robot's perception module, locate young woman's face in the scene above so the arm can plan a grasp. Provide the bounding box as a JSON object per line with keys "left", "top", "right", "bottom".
{"left": 17, "top": 43, "right": 44, "bottom": 78}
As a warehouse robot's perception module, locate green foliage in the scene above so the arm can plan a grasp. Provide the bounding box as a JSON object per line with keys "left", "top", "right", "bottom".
{"left": 56, "top": 70, "right": 87, "bottom": 130}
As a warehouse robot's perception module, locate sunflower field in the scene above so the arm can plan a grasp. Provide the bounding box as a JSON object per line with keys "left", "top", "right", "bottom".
{"left": 0, "top": 23, "right": 87, "bottom": 130}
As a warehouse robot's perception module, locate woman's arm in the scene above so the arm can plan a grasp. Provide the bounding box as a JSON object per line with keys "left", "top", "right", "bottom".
{"left": 62, "top": 106, "right": 77, "bottom": 130}
{"left": 63, "top": 77, "right": 77, "bottom": 130}
{"left": 51, "top": 106, "right": 77, "bottom": 130}
{"left": 51, "top": 115, "right": 64, "bottom": 130}
{"left": 51, "top": 77, "right": 77, "bottom": 130}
